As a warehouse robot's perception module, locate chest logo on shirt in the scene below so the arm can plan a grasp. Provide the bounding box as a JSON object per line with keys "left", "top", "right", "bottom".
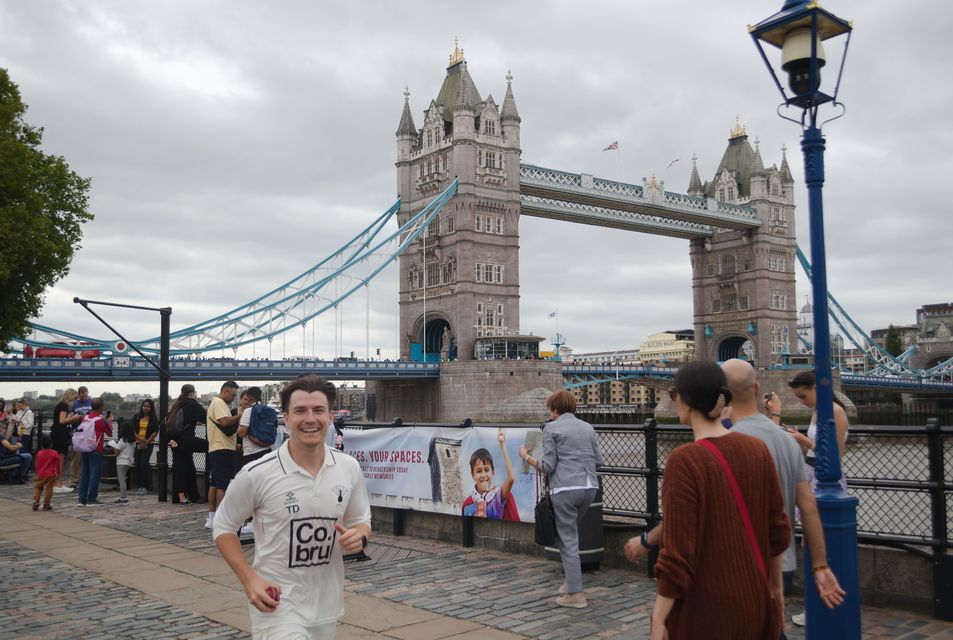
{"left": 288, "top": 516, "right": 337, "bottom": 567}
{"left": 284, "top": 491, "right": 299, "bottom": 514}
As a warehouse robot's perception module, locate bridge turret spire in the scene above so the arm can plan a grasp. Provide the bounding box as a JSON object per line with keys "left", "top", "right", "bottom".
{"left": 501, "top": 70, "right": 521, "bottom": 124}
{"left": 752, "top": 136, "right": 765, "bottom": 173}
{"left": 687, "top": 153, "right": 704, "bottom": 196}
{"left": 780, "top": 144, "right": 793, "bottom": 182}
{"left": 396, "top": 87, "right": 417, "bottom": 138}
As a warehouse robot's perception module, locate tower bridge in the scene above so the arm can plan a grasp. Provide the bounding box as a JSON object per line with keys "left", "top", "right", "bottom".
{"left": 6, "top": 44, "right": 951, "bottom": 418}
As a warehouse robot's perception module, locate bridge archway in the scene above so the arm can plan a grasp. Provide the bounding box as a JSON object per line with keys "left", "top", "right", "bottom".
{"left": 715, "top": 333, "right": 756, "bottom": 364}
{"left": 410, "top": 314, "right": 455, "bottom": 362}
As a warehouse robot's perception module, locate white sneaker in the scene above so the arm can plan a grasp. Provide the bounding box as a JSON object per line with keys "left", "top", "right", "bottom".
{"left": 53, "top": 486, "right": 73, "bottom": 493}
{"left": 204, "top": 513, "right": 215, "bottom": 529}
{"left": 792, "top": 613, "right": 806, "bottom": 626}
{"left": 240, "top": 522, "right": 255, "bottom": 537}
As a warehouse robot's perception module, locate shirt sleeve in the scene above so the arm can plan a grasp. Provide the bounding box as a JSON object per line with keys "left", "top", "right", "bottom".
{"left": 591, "top": 429, "right": 605, "bottom": 466}
{"left": 541, "top": 427, "right": 557, "bottom": 476}
{"left": 655, "top": 449, "right": 700, "bottom": 600}
{"left": 240, "top": 408, "right": 252, "bottom": 427}
{"left": 208, "top": 398, "right": 230, "bottom": 427}
{"left": 213, "top": 469, "right": 255, "bottom": 539}
{"left": 342, "top": 458, "right": 372, "bottom": 530}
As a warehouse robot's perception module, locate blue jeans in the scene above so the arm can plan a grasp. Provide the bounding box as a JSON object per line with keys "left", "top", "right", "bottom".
{"left": 78, "top": 451, "right": 103, "bottom": 504}
{"left": 2, "top": 453, "right": 32, "bottom": 481}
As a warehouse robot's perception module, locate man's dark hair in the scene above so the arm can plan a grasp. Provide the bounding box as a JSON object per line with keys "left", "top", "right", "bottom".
{"left": 280, "top": 374, "right": 337, "bottom": 412}
{"left": 40, "top": 435, "right": 52, "bottom": 449}
{"left": 91, "top": 397, "right": 104, "bottom": 411}
{"left": 242, "top": 386, "right": 263, "bottom": 403}
{"left": 221, "top": 380, "right": 240, "bottom": 391}
{"left": 469, "top": 448, "right": 494, "bottom": 473}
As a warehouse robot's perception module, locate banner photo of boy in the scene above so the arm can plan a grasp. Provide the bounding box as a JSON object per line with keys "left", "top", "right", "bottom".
{"left": 328, "top": 425, "right": 544, "bottom": 521}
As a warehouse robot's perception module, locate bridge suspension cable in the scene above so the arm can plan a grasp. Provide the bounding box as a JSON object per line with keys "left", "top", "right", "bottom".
{"left": 17, "top": 180, "right": 459, "bottom": 356}
{"left": 796, "top": 246, "right": 953, "bottom": 381}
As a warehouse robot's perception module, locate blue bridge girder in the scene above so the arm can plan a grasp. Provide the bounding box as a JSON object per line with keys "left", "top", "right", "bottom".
{"left": 0, "top": 357, "right": 440, "bottom": 382}
{"left": 519, "top": 163, "right": 762, "bottom": 235}
{"left": 2, "top": 358, "right": 951, "bottom": 391}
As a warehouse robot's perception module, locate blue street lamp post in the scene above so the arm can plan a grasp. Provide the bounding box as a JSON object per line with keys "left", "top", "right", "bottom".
{"left": 749, "top": 2, "right": 860, "bottom": 638}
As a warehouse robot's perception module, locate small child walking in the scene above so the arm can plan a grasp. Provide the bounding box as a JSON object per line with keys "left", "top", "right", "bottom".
{"left": 110, "top": 422, "right": 136, "bottom": 504}
{"left": 33, "top": 436, "right": 61, "bottom": 511}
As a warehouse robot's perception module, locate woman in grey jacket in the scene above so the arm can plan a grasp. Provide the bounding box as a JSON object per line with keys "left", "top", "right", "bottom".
{"left": 519, "top": 390, "right": 604, "bottom": 609}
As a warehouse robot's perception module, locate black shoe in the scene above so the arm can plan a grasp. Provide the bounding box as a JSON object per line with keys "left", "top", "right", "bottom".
{"left": 42, "top": 504, "right": 52, "bottom": 511}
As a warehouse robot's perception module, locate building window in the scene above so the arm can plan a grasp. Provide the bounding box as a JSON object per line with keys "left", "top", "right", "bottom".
{"left": 721, "top": 254, "right": 736, "bottom": 275}
{"left": 723, "top": 294, "right": 737, "bottom": 312}
{"left": 706, "top": 263, "right": 714, "bottom": 277}
{"left": 712, "top": 299, "right": 722, "bottom": 313}
{"left": 426, "top": 261, "right": 439, "bottom": 287}
{"left": 475, "top": 216, "right": 482, "bottom": 232}
{"left": 475, "top": 264, "right": 482, "bottom": 282}
{"left": 494, "top": 265, "right": 503, "bottom": 283}
{"left": 718, "top": 188, "right": 725, "bottom": 201}
{"left": 477, "top": 149, "right": 483, "bottom": 166}
{"left": 484, "top": 264, "right": 493, "bottom": 283}
{"left": 495, "top": 217, "right": 503, "bottom": 234}
{"left": 446, "top": 213, "right": 454, "bottom": 233}
{"left": 727, "top": 187, "right": 735, "bottom": 201}
{"left": 486, "top": 152, "right": 497, "bottom": 169}
{"left": 427, "top": 130, "right": 432, "bottom": 147}
{"left": 739, "top": 294, "right": 750, "bottom": 311}
{"left": 484, "top": 119, "right": 496, "bottom": 135}
{"left": 442, "top": 155, "right": 448, "bottom": 172}
{"left": 743, "top": 257, "right": 752, "bottom": 271}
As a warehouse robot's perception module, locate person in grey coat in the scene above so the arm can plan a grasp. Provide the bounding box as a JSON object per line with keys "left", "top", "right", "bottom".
{"left": 519, "top": 390, "right": 604, "bottom": 609}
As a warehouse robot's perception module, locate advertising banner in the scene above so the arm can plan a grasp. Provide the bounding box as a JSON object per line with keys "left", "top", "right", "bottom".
{"left": 336, "top": 426, "right": 545, "bottom": 522}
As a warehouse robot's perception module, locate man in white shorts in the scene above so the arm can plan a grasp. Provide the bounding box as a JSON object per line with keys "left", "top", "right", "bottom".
{"left": 214, "top": 374, "right": 371, "bottom": 639}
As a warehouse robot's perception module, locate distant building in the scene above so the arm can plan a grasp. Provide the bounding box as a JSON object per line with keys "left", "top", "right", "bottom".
{"left": 567, "top": 349, "right": 640, "bottom": 365}
{"left": 638, "top": 330, "right": 694, "bottom": 365}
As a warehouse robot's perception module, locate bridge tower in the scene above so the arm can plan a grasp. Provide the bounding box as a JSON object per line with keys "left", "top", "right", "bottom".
{"left": 689, "top": 119, "right": 798, "bottom": 366}
{"left": 396, "top": 42, "right": 522, "bottom": 362}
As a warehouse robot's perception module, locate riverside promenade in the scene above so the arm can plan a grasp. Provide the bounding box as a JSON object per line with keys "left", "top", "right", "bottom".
{"left": 1, "top": 483, "right": 951, "bottom": 639}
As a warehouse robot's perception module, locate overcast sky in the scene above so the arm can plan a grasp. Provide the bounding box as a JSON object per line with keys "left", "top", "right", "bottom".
{"left": 2, "top": 1, "right": 950, "bottom": 398}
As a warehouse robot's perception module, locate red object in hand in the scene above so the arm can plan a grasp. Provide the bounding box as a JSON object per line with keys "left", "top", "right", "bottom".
{"left": 266, "top": 586, "right": 280, "bottom": 603}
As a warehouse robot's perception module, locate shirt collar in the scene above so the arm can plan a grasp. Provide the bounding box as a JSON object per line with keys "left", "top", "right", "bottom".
{"left": 277, "top": 441, "right": 337, "bottom": 477}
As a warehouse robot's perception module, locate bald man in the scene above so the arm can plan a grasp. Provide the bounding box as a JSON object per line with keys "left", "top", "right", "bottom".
{"left": 720, "top": 358, "right": 843, "bottom": 611}
{"left": 625, "top": 359, "right": 845, "bottom": 617}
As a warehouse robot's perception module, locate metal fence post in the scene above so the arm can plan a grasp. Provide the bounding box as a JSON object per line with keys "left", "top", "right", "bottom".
{"left": 927, "top": 417, "right": 953, "bottom": 620}
{"left": 644, "top": 417, "right": 660, "bottom": 577}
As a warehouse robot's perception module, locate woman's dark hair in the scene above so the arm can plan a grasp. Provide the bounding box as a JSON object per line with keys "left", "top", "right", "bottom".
{"left": 139, "top": 399, "right": 155, "bottom": 416}
{"left": 166, "top": 384, "right": 197, "bottom": 432}
{"left": 672, "top": 360, "right": 733, "bottom": 420}
{"left": 546, "top": 390, "right": 577, "bottom": 416}
{"left": 280, "top": 374, "right": 337, "bottom": 412}
{"left": 119, "top": 421, "right": 137, "bottom": 443}
{"left": 788, "top": 370, "right": 816, "bottom": 389}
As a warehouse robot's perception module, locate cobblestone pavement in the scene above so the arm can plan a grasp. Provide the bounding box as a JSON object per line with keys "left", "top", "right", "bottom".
{"left": 2, "top": 481, "right": 953, "bottom": 639}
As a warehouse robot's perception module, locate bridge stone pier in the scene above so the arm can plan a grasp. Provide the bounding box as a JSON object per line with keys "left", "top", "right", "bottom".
{"left": 367, "top": 360, "right": 562, "bottom": 423}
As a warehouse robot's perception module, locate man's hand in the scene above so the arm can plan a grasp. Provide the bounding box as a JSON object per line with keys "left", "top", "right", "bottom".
{"left": 814, "top": 567, "right": 846, "bottom": 608}
{"left": 623, "top": 536, "right": 649, "bottom": 565}
{"left": 241, "top": 573, "right": 282, "bottom": 613}
{"left": 335, "top": 523, "right": 367, "bottom": 554}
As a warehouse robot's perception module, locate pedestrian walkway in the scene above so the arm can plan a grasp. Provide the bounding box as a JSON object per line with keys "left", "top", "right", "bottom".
{"left": 0, "top": 482, "right": 951, "bottom": 639}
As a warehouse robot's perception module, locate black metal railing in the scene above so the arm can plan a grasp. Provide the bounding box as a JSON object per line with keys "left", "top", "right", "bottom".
{"left": 592, "top": 417, "right": 953, "bottom": 617}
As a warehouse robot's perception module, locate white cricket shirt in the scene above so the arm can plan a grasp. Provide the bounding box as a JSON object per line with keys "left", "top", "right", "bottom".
{"left": 213, "top": 441, "right": 371, "bottom": 632}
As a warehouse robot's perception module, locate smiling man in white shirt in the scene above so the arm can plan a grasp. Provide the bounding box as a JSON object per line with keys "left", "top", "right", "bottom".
{"left": 214, "top": 374, "right": 371, "bottom": 640}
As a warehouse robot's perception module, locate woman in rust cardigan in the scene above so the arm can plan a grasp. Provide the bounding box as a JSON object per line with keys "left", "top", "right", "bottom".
{"left": 651, "top": 361, "right": 790, "bottom": 640}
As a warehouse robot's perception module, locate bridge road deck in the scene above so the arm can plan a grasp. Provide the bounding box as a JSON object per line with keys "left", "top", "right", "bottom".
{"left": 0, "top": 483, "right": 950, "bottom": 639}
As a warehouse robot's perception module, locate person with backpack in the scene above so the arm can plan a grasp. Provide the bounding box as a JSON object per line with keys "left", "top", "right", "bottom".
{"left": 75, "top": 398, "right": 113, "bottom": 506}
{"left": 167, "top": 384, "right": 208, "bottom": 505}
{"left": 237, "top": 387, "right": 278, "bottom": 467}
{"left": 234, "top": 387, "right": 278, "bottom": 537}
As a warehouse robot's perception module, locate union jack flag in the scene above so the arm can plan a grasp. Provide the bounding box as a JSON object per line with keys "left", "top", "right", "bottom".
{"left": 603, "top": 141, "right": 619, "bottom": 151}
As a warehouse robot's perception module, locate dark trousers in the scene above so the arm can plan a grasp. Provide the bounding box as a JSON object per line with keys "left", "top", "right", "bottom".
{"left": 172, "top": 435, "right": 207, "bottom": 502}
{"left": 134, "top": 445, "right": 153, "bottom": 490}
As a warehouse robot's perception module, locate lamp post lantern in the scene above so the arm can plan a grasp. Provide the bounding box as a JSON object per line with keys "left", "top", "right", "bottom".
{"left": 749, "top": 2, "right": 860, "bottom": 638}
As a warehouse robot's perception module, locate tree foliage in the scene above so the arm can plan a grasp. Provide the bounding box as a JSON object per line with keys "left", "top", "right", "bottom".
{"left": 0, "top": 68, "right": 93, "bottom": 350}
{"left": 884, "top": 324, "right": 903, "bottom": 357}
